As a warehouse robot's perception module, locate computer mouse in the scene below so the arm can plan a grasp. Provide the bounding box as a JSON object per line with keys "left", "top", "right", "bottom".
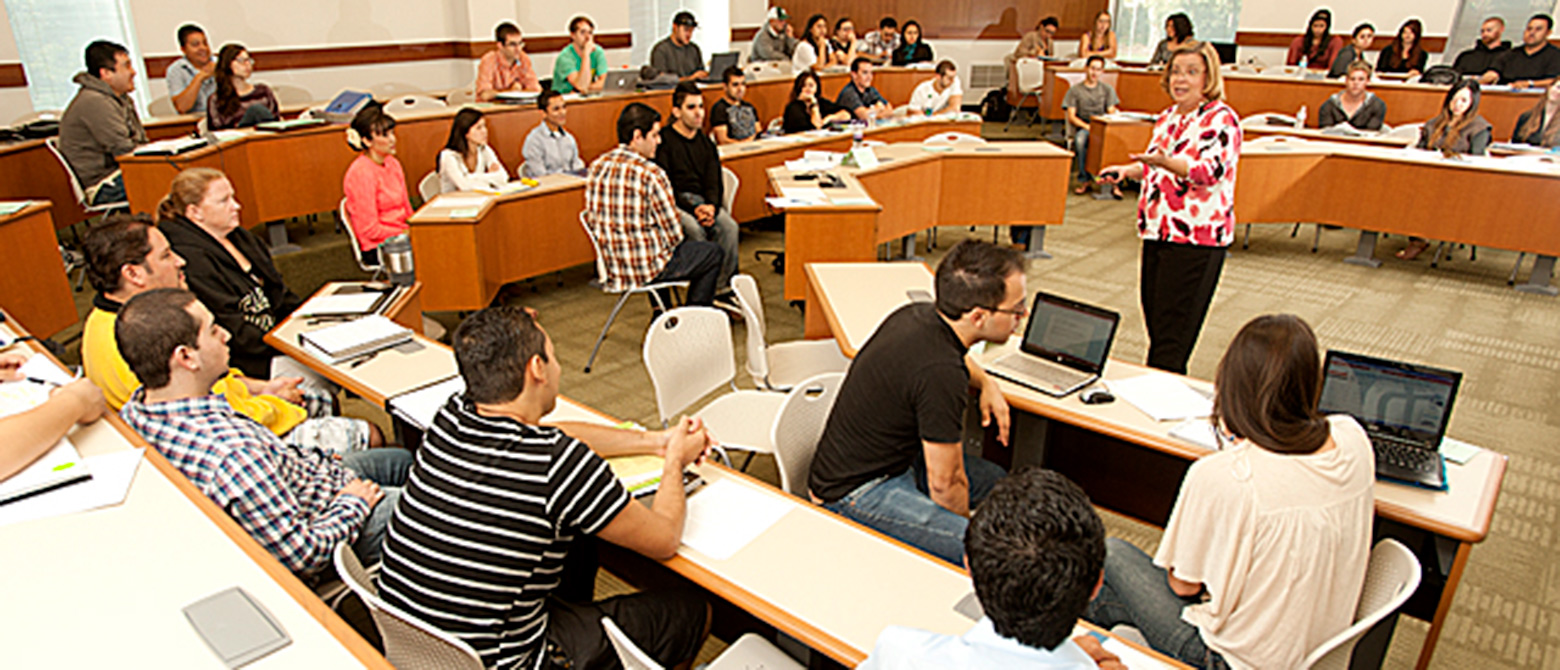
{"left": 1081, "top": 387, "right": 1115, "bottom": 405}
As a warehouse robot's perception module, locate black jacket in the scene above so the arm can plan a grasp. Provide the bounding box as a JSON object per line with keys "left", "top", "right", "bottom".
{"left": 654, "top": 125, "right": 724, "bottom": 214}
{"left": 1452, "top": 40, "right": 1511, "bottom": 76}
{"left": 159, "top": 216, "right": 302, "bottom": 378}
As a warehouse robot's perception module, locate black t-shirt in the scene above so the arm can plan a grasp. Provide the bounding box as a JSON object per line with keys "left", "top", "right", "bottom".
{"left": 1452, "top": 40, "right": 1510, "bottom": 76}
{"left": 1491, "top": 43, "right": 1560, "bottom": 84}
{"left": 654, "top": 124, "right": 723, "bottom": 213}
{"left": 782, "top": 97, "right": 845, "bottom": 134}
{"left": 809, "top": 302, "right": 970, "bottom": 502}
{"left": 709, "top": 98, "right": 760, "bottom": 140}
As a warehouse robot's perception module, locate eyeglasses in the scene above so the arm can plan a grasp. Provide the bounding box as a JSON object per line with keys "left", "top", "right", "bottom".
{"left": 982, "top": 303, "right": 1029, "bottom": 318}
{"left": 503, "top": 41, "right": 524, "bottom": 48}
{"left": 235, "top": 56, "right": 255, "bottom": 65}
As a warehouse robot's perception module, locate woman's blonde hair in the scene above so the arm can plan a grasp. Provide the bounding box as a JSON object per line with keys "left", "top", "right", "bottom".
{"left": 156, "top": 167, "right": 225, "bottom": 223}
{"left": 1159, "top": 41, "right": 1224, "bottom": 102}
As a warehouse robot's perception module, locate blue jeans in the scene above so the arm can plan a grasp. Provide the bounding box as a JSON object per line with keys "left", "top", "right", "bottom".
{"left": 1071, "top": 128, "right": 1092, "bottom": 180}
{"left": 89, "top": 174, "right": 127, "bottom": 207}
{"left": 823, "top": 455, "right": 1006, "bottom": 565}
{"left": 1085, "top": 538, "right": 1229, "bottom": 669}
{"left": 676, "top": 207, "right": 740, "bottom": 288}
{"left": 342, "top": 448, "right": 412, "bottom": 567}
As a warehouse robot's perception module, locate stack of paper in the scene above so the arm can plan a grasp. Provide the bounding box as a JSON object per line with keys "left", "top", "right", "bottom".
{"left": 298, "top": 315, "right": 412, "bottom": 364}
{"left": 1106, "top": 374, "right": 1213, "bottom": 421}
{"left": 679, "top": 478, "right": 793, "bottom": 560}
{"left": 132, "top": 136, "right": 209, "bottom": 156}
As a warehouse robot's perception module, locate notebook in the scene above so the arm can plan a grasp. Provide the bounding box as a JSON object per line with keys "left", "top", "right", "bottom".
{"left": 0, "top": 380, "right": 91, "bottom": 505}
{"left": 297, "top": 315, "right": 412, "bottom": 365}
{"left": 1317, "top": 350, "right": 1461, "bottom": 490}
{"left": 984, "top": 291, "right": 1120, "bottom": 397}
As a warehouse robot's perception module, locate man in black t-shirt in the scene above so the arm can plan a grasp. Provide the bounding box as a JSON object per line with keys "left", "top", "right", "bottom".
{"left": 1481, "top": 14, "right": 1560, "bottom": 88}
{"left": 809, "top": 240, "right": 1027, "bottom": 565}
{"left": 656, "top": 81, "right": 740, "bottom": 294}
{"left": 1452, "top": 17, "right": 1511, "bottom": 76}
{"left": 709, "top": 66, "right": 760, "bottom": 144}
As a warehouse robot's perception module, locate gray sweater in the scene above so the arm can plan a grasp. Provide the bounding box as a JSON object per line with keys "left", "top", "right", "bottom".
{"left": 750, "top": 25, "right": 798, "bottom": 62}
{"left": 58, "top": 72, "right": 147, "bottom": 188}
{"left": 1317, "top": 92, "right": 1386, "bottom": 131}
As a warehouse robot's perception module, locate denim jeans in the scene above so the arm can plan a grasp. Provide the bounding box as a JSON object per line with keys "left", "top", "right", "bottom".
{"left": 89, "top": 174, "right": 127, "bottom": 207}
{"left": 342, "top": 448, "right": 413, "bottom": 567}
{"left": 676, "top": 208, "right": 740, "bottom": 289}
{"left": 1071, "top": 128, "right": 1092, "bottom": 180}
{"left": 652, "top": 239, "right": 723, "bottom": 306}
{"left": 823, "top": 455, "right": 1006, "bottom": 565}
{"left": 1085, "top": 538, "right": 1229, "bottom": 669}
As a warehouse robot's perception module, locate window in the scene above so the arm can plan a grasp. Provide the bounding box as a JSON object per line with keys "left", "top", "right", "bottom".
{"left": 1114, "top": 0, "right": 1242, "bottom": 63}
{"left": 1443, "top": 0, "right": 1558, "bottom": 64}
{"left": 629, "top": 0, "right": 731, "bottom": 71}
{"left": 4, "top": 0, "right": 149, "bottom": 113}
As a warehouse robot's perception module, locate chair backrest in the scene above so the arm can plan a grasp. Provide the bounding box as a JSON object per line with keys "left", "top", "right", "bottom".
{"left": 643, "top": 307, "right": 738, "bottom": 425}
{"left": 601, "top": 616, "right": 664, "bottom": 670}
{"left": 1301, "top": 538, "right": 1422, "bottom": 670}
{"left": 339, "top": 198, "right": 382, "bottom": 273}
{"left": 333, "top": 544, "right": 486, "bottom": 670}
{"left": 10, "top": 109, "right": 59, "bottom": 125}
{"left": 43, "top": 137, "right": 89, "bottom": 205}
{"left": 370, "top": 81, "right": 425, "bottom": 98}
{"left": 1057, "top": 71, "right": 1086, "bottom": 87}
{"left": 729, "top": 274, "right": 771, "bottom": 386}
{"left": 923, "top": 131, "right": 987, "bottom": 145}
{"left": 578, "top": 211, "right": 611, "bottom": 285}
{"left": 384, "top": 95, "right": 447, "bottom": 113}
{"left": 721, "top": 166, "right": 739, "bottom": 214}
{"left": 1015, "top": 58, "right": 1045, "bottom": 91}
{"left": 418, "top": 171, "right": 440, "bottom": 202}
{"left": 269, "top": 84, "right": 314, "bottom": 106}
{"left": 769, "top": 372, "right": 846, "bottom": 497}
{"left": 447, "top": 88, "right": 479, "bottom": 106}
{"left": 147, "top": 95, "right": 176, "bottom": 117}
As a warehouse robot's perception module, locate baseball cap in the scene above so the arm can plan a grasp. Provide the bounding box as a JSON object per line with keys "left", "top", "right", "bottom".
{"left": 767, "top": 7, "right": 789, "bottom": 21}
{"left": 673, "top": 11, "right": 697, "bottom": 28}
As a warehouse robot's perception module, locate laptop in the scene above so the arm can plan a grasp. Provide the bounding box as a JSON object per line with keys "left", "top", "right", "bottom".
{"left": 701, "top": 52, "right": 741, "bottom": 83}
{"left": 603, "top": 70, "right": 640, "bottom": 94}
{"left": 984, "top": 291, "right": 1120, "bottom": 397}
{"left": 1317, "top": 350, "right": 1462, "bottom": 490}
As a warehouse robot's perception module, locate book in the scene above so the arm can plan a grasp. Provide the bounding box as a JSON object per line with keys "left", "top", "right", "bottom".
{"left": 297, "top": 315, "right": 412, "bottom": 365}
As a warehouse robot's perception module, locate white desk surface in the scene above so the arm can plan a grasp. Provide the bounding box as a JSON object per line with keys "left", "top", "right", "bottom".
{"left": 805, "top": 262, "right": 933, "bottom": 357}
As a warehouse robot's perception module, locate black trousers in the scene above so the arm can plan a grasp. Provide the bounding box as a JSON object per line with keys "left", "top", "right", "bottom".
{"left": 651, "top": 239, "right": 722, "bottom": 306}
{"left": 1140, "top": 239, "right": 1226, "bottom": 375}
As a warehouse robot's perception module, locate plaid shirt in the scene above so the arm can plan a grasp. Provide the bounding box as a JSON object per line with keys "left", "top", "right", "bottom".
{"left": 585, "top": 145, "right": 684, "bottom": 292}
{"left": 121, "top": 390, "right": 366, "bottom": 575}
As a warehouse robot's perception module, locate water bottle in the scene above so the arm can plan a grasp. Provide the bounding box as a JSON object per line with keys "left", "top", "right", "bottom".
{"left": 1297, "top": 55, "right": 1308, "bottom": 78}
{"left": 852, "top": 125, "right": 864, "bottom": 148}
{"left": 381, "top": 234, "right": 416, "bottom": 287}
{"left": 1296, "top": 105, "right": 1308, "bottom": 128}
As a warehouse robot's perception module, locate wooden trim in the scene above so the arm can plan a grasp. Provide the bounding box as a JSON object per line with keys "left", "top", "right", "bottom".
{"left": 1416, "top": 541, "right": 1474, "bottom": 670}
{"left": 731, "top": 26, "right": 760, "bottom": 42}
{"left": 0, "top": 63, "right": 24, "bottom": 88}
{"left": 1233, "top": 30, "right": 1450, "bottom": 53}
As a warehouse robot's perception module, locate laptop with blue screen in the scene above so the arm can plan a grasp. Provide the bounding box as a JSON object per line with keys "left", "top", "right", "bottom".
{"left": 1317, "top": 350, "right": 1461, "bottom": 490}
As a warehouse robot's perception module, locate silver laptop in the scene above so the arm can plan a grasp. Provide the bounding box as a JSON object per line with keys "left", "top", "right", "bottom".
{"left": 1317, "top": 350, "right": 1461, "bottom": 490}
{"left": 603, "top": 70, "right": 640, "bottom": 94}
{"left": 985, "top": 292, "right": 1120, "bottom": 397}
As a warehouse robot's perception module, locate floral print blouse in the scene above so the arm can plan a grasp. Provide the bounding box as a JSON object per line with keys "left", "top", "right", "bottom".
{"left": 1137, "top": 99, "right": 1242, "bottom": 247}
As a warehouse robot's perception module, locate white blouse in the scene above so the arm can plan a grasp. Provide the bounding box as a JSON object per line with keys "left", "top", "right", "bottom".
{"left": 437, "top": 146, "right": 508, "bottom": 193}
{"left": 793, "top": 40, "right": 831, "bottom": 72}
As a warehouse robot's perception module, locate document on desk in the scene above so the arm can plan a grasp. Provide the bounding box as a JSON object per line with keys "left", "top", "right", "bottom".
{"left": 295, "top": 291, "right": 385, "bottom": 317}
{"left": 777, "top": 185, "right": 828, "bottom": 204}
{"left": 431, "top": 194, "right": 492, "bottom": 210}
{"left": 0, "top": 447, "right": 142, "bottom": 528}
{"left": 679, "top": 478, "right": 793, "bottom": 560}
{"left": 1107, "top": 374, "right": 1213, "bottom": 422}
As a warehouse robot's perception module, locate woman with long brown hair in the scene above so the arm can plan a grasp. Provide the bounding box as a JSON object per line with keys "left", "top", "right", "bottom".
{"left": 206, "top": 43, "right": 279, "bottom": 130}
{"left": 1287, "top": 8, "right": 1342, "bottom": 69}
{"left": 1399, "top": 79, "right": 1491, "bottom": 259}
{"left": 1514, "top": 79, "right": 1560, "bottom": 147}
{"left": 1377, "top": 18, "right": 1428, "bottom": 76}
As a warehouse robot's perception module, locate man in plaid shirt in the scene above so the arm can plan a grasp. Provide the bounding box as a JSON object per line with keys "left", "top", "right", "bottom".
{"left": 116, "top": 288, "right": 411, "bottom": 575}
{"left": 586, "top": 101, "right": 722, "bottom": 305}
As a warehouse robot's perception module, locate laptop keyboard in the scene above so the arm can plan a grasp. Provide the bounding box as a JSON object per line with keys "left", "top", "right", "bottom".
{"left": 1374, "top": 435, "right": 1440, "bottom": 474}
{"left": 993, "top": 354, "right": 1092, "bottom": 391}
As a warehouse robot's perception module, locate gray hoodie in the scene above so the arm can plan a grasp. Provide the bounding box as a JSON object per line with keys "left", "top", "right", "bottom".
{"left": 59, "top": 71, "right": 147, "bottom": 189}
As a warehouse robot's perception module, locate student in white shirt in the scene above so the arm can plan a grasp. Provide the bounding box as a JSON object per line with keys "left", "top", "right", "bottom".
{"left": 1084, "top": 314, "right": 1375, "bottom": 669}
{"left": 908, "top": 60, "right": 964, "bottom": 115}
{"left": 793, "top": 14, "right": 838, "bottom": 72}
{"left": 437, "top": 108, "right": 508, "bottom": 193}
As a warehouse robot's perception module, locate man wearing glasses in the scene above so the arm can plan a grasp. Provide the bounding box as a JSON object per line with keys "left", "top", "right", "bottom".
{"left": 808, "top": 240, "right": 1026, "bottom": 566}
{"left": 476, "top": 22, "right": 542, "bottom": 102}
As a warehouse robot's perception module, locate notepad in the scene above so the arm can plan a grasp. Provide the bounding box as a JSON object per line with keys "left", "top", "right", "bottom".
{"left": 386, "top": 376, "right": 464, "bottom": 431}
{"left": 295, "top": 291, "right": 386, "bottom": 317}
{"left": 680, "top": 478, "right": 793, "bottom": 560}
{"left": 1106, "top": 374, "right": 1213, "bottom": 422}
{"left": 1439, "top": 436, "right": 1480, "bottom": 465}
{"left": 778, "top": 185, "right": 827, "bottom": 203}
{"left": 297, "top": 315, "right": 412, "bottom": 365}
{"left": 432, "top": 194, "right": 492, "bottom": 209}
{"left": 132, "top": 136, "right": 209, "bottom": 156}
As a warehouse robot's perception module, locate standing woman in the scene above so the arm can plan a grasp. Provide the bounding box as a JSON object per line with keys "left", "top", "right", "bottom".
{"left": 342, "top": 103, "right": 412, "bottom": 265}
{"left": 892, "top": 20, "right": 933, "bottom": 66}
{"left": 437, "top": 108, "right": 509, "bottom": 193}
{"left": 1287, "top": 9, "right": 1342, "bottom": 69}
{"left": 1079, "top": 11, "right": 1118, "bottom": 60}
{"left": 1513, "top": 79, "right": 1560, "bottom": 147}
{"left": 1099, "top": 43, "right": 1242, "bottom": 375}
{"left": 206, "top": 44, "right": 279, "bottom": 130}
{"left": 1318, "top": 61, "right": 1388, "bottom": 130}
{"left": 1377, "top": 19, "right": 1428, "bottom": 76}
{"left": 1149, "top": 14, "right": 1195, "bottom": 66}
{"left": 1400, "top": 79, "right": 1491, "bottom": 259}
{"left": 792, "top": 14, "right": 836, "bottom": 73}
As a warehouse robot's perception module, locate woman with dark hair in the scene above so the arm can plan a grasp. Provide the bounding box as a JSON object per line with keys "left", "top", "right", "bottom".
{"left": 1513, "top": 79, "right": 1560, "bottom": 147}
{"left": 437, "top": 108, "right": 508, "bottom": 193}
{"left": 1085, "top": 314, "right": 1374, "bottom": 669}
{"left": 1377, "top": 18, "right": 1428, "bottom": 76}
{"left": 1400, "top": 79, "right": 1491, "bottom": 259}
{"left": 1149, "top": 14, "right": 1195, "bottom": 66}
{"left": 206, "top": 44, "right": 279, "bottom": 130}
{"left": 792, "top": 14, "right": 838, "bottom": 72}
{"left": 341, "top": 104, "right": 411, "bottom": 260}
{"left": 1287, "top": 8, "right": 1342, "bottom": 69}
{"left": 1327, "top": 23, "right": 1375, "bottom": 78}
{"left": 891, "top": 20, "right": 933, "bottom": 65}
{"left": 782, "top": 71, "right": 850, "bottom": 134}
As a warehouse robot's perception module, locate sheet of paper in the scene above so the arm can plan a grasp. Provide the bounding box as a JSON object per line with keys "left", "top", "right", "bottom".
{"left": 387, "top": 376, "right": 464, "bottom": 431}
{"left": 679, "top": 478, "right": 793, "bottom": 560}
{"left": 764, "top": 197, "right": 820, "bottom": 210}
{"left": 1169, "top": 419, "right": 1219, "bottom": 450}
{"left": 1106, "top": 374, "right": 1214, "bottom": 422}
{"left": 0, "top": 437, "right": 86, "bottom": 502}
{"left": 0, "top": 448, "right": 142, "bottom": 528}
{"left": 432, "top": 195, "right": 492, "bottom": 209}
{"left": 778, "top": 185, "right": 827, "bottom": 203}
{"left": 1068, "top": 626, "right": 1177, "bottom": 669}
{"left": 18, "top": 353, "right": 75, "bottom": 387}
{"left": 447, "top": 207, "right": 483, "bottom": 218}
{"left": 0, "top": 377, "right": 51, "bottom": 418}
{"left": 295, "top": 292, "right": 384, "bottom": 316}
{"left": 802, "top": 150, "right": 842, "bottom": 164}
{"left": 829, "top": 196, "right": 876, "bottom": 207}
{"left": 1439, "top": 436, "right": 1481, "bottom": 465}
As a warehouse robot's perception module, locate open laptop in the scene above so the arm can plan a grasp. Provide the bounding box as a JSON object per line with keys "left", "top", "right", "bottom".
{"left": 984, "top": 291, "right": 1120, "bottom": 397}
{"left": 603, "top": 70, "right": 640, "bottom": 94}
{"left": 1317, "top": 350, "right": 1462, "bottom": 490}
{"left": 700, "top": 52, "right": 741, "bottom": 83}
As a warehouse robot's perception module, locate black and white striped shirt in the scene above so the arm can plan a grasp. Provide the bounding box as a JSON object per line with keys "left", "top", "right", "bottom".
{"left": 379, "top": 394, "right": 629, "bottom": 669}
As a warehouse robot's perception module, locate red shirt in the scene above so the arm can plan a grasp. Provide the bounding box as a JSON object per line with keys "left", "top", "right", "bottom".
{"left": 342, "top": 154, "right": 411, "bottom": 250}
{"left": 1136, "top": 100, "right": 1242, "bottom": 247}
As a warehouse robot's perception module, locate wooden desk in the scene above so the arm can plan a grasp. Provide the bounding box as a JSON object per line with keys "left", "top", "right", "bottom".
{"left": 1083, "top": 115, "right": 1413, "bottom": 176}
{"left": 803, "top": 261, "right": 1508, "bottom": 670}
{"left": 264, "top": 282, "right": 439, "bottom": 406}
{"left": 0, "top": 316, "right": 388, "bottom": 668}
{"left": 0, "top": 201, "right": 76, "bottom": 338}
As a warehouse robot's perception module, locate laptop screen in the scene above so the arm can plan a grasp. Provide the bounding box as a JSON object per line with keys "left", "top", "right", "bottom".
{"left": 1317, "top": 351, "right": 1461, "bottom": 445}
{"left": 1019, "top": 292, "right": 1119, "bottom": 373}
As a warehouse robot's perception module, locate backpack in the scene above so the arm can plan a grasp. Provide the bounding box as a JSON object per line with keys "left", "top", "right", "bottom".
{"left": 1420, "top": 66, "right": 1460, "bottom": 86}
{"left": 979, "top": 89, "right": 1012, "bottom": 122}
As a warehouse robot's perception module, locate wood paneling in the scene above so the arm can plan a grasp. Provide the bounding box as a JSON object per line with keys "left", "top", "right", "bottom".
{"left": 0, "top": 203, "right": 77, "bottom": 337}
{"left": 0, "top": 63, "right": 24, "bottom": 88}
{"left": 139, "top": 33, "right": 635, "bottom": 78}
{"left": 773, "top": 0, "right": 1108, "bottom": 41}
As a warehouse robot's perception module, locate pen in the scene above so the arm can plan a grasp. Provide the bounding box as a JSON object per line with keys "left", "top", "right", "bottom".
{"left": 25, "top": 376, "right": 62, "bottom": 388}
{"left": 347, "top": 351, "right": 380, "bottom": 368}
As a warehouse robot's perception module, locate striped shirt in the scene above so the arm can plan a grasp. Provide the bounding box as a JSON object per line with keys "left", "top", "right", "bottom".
{"left": 584, "top": 145, "right": 684, "bottom": 292}
{"left": 379, "top": 394, "right": 630, "bottom": 670}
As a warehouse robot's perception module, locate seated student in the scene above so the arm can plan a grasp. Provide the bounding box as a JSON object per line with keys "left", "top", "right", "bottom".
{"left": 908, "top": 59, "right": 964, "bottom": 115}
{"left": 475, "top": 22, "right": 541, "bottom": 102}
{"left": 1376, "top": 19, "right": 1428, "bottom": 77}
{"left": 117, "top": 288, "right": 412, "bottom": 574}
{"left": 585, "top": 103, "right": 723, "bottom": 306}
{"left": 793, "top": 14, "right": 840, "bottom": 73}
{"left": 1287, "top": 9, "right": 1342, "bottom": 69}
{"left": 438, "top": 108, "right": 508, "bottom": 193}
{"left": 859, "top": 17, "right": 901, "bottom": 62}
{"left": 1402, "top": 79, "right": 1491, "bottom": 259}
{"left": 1006, "top": 18, "right": 1056, "bottom": 103}
{"left": 837, "top": 58, "right": 892, "bottom": 121}
{"left": 1318, "top": 61, "right": 1388, "bottom": 130}
{"left": 831, "top": 17, "right": 862, "bottom": 61}
{"left": 1453, "top": 17, "right": 1511, "bottom": 77}
{"left": 166, "top": 24, "right": 216, "bottom": 115}
{"left": 0, "top": 352, "right": 106, "bottom": 482}
{"left": 59, "top": 40, "right": 147, "bottom": 208}
{"left": 783, "top": 70, "right": 851, "bottom": 133}
{"left": 554, "top": 15, "right": 607, "bottom": 94}
{"left": 809, "top": 240, "right": 1022, "bottom": 566}
{"left": 205, "top": 44, "right": 279, "bottom": 130}
{"left": 342, "top": 104, "right": 411, "bottom": 263}
{"left": 81, "top": 213, "right": 379, "bottom": 452}
{"left": 1062, "top": 55, "right": 1121, "bottom": 196}
{"left": 710, "top": 66, "right": 760, "bottom": 144}
{"left": 1481, "top": 14, "right": 1560, "bottom": 88}
{"left": 656, "top": 82, "right": 740, "bottom": 293}
{"left": 751, "top": 6, "right": 799, "bottom": 62}
{"left": 892, "top": 20, "right": 934, "bottom": 66}
{"left": 1514, "top": 79, "right": 1560, "bottom": 146}
{"left": 859, "top": 468, "right": 1125, "bottom": 670}
{"left": 379, "top": 305, "right": 712, "bottom": 670}
{"left": 650, "top": 11, "right": 708, "bottom": 82}
{"left": 1327, "top": 23, "right": 1375, "bottom": 78}
{"left": 1086, "top": 314, "right": 1374, "bottom": 669}
{"left": 1079, "top": 11, "right": 1118, "bottom": 60}
{"left": 1149, "top": 14, "right": 1194, "bottom": 66}
{"left": 522, "top": 90, "right": 587, "bottom": 178}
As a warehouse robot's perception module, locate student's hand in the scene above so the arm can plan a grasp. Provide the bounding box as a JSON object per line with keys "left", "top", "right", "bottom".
{"left": 54, "top": 379, "right": 108, "bottom": 425}
{"left": 0, "top": 351, "right": 27, "bottom": 381}
{"left": 665, "top": 416, "right": 712, "bottom": 469}
{"left": 199, "top": 60, "right": 216, "bottom": 78}
{"left": 338, "top": 478, "right": 384, "bottom": 508}
{"left": 694, "top": 204, "right": 716, "bottom": 225}
{"left": 979, "top": 377, "right": 1011, "bottom": 446}
{"left": 1073, "top": 635, "right": 1127, "bottom": 670}
{"left": 258, "top": 376, "right": 305, "bottom": 404}
{"left": 1512, "top": 80, "right": 1532, "bottom": 90}
{"left": 784, "top": 24, "right": 795, "bottom": 38}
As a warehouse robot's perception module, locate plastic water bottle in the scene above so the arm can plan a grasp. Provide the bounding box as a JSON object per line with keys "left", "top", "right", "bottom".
{"left": 1296, "top": 106, "right": 1308, "bottom": 128}
{"left": 1297, "top": 55, "right": 1308, "bottom": 77}
{"left": 852, "top": 125, "right": 864, "bottom": 148}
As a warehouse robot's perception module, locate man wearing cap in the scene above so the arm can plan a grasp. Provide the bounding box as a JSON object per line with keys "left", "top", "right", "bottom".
{"left": 651, "top": 11, "right": 708, "bottom": 82}
{"left": 751, "top": 7, "right": 799, "bottom": 62}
